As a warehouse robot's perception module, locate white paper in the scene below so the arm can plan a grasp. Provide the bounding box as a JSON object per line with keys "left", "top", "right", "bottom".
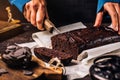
{"left": 65, "top": 63, "right": 92, "bottom": 79}
{"left": 16, "top": 42, "right": 37, "bottom": 48}
{"left": 77, "top": 42, "right": 120, "bottom": 64}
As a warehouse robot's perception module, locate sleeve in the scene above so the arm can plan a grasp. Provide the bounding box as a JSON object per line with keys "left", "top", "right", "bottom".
{"left": 97, "top": 0, "right": 120, "bottom": 13}
{"left": 8, "top": 0, "right": 30, "bottom": 12}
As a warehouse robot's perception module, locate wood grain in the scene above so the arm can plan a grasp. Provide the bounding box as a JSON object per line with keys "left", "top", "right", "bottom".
{"left": 0, "top": 56, "right": 62, "bottom": 80}
{"left": 0, "top": 20, "right": 23, "bottom": 41}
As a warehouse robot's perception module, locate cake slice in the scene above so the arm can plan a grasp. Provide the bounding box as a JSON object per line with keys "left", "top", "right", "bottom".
{"left": 51, "top": 27, "right": 120, "bottom": 59}
{"left": 34, "top": 47, "right": 73, "bottom": 65}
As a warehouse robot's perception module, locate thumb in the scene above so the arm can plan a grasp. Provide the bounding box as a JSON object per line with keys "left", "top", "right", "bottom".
{"left": 94, "top": 11, "right": 104, "bottom": 27}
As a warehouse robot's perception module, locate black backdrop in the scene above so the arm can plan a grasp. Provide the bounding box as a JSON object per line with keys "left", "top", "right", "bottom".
{"left": 46, "top": 0, "right": 98, "bottom": 26}
{"left": 0, "top": 0, "right": 110, "bottom": 27}
{"left": 0, "top": 0, "right": 25, "bottom": 22}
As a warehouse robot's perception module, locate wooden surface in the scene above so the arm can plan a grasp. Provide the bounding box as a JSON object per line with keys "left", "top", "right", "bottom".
{"left": 0, "top": 20, "right": 24, "bottom": 41}
{"left": 0, "top": 56, "right": 62, "bottom": 80}
{"left": 0, "top": 21, "right": 21, "bottom": 33}
{"left": 0, "top": 0, "right": 25, "bottom": 21}
{"left": 0, "top": 23, "right": 97, "bottom": 80}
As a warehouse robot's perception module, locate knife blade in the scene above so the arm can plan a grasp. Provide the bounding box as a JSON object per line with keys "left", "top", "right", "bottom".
{"left": 20, "top": 19, "right": 60, "bottom": 33}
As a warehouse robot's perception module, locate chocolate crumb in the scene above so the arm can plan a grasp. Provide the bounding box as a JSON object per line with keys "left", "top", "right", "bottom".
{"left": 23, "top": 70, "right": 33, "bottom": 76}
{"left": 0, "top": 68, "right": 8, "bottom": 75}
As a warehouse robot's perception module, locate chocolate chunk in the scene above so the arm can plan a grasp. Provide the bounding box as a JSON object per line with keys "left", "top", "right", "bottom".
{"left": 23, "top": 70, "right": 33, "bottom": 76}
{"left": 5, "top": 45, "right": 19, "bottom": 53}
{"left": 0, "top": 68, "right": 8, "bottom": 75}
{"left": 7, "top": 45, "right": 18, "bottom": 50}
{"left": 89, "top": 55, "right": 120, "bottom": 80}
{"left": 115, "top": 73, "right": 120, "bottom": 79}
{"left": 1, "top": 45, "right": 32, "bottom": 68}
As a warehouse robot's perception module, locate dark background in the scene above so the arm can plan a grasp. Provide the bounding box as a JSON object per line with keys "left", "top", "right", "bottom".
{"left": 46, "top": 0, "right": 98, "bottom": 26}
{"left": 0, "top": 0, "right": 99, "bottom": 26}
{"left": 0, "top": 0, "right": 110, "bottom": 27}
{"left": 0, "top": 0, "right": 25, "bottom": 22}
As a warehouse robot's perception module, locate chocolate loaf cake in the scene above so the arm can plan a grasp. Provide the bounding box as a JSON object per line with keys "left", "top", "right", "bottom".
{"left": 51, "top": 27, "right": 120, "bottom": 59}
{"left": 34, "top": 47, "right": 73, "bottom": 65}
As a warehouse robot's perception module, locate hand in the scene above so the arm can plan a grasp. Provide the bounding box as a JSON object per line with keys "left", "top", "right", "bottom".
{"left": 94, "top": 2, "right": 120, "bottom": 34}
{"left": 23, "top": 0, "right": 49, "bottom": 30}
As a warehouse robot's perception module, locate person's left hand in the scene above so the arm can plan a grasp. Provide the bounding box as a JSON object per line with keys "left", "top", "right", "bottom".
{"left": 94, "top": 2, "right": 120, "bottom": 35}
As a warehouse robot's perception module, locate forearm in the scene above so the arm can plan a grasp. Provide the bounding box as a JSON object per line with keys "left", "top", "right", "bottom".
{"left": 8, "top": 0, "right": 30, "bottom": 12}
{"left": 97, "top": 0, "right": 120, "bottom": 12}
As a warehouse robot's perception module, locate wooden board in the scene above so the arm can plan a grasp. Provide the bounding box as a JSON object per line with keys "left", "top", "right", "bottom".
{"left": 0, "top": 56, "right": 62, "bottom": 80}
{"left": 0, "top": 21, "right": 21, "bottom": 33}
{"left": 0, "top": 20, "right": 23, "bottom": 41}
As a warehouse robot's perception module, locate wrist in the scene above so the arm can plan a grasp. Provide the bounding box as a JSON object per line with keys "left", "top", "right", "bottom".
{"left": 9, "top": 0, "right": 30, "bottom": 12}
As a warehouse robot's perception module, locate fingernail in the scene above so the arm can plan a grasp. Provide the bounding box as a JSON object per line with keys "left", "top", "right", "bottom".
{"left": 37, "top": 23, "right": 44, "bottom": 30}
{"left": 118, "top": 31, "right": 120, "bottom": 35}
{"left": 93, "top": 24, "right": 97, "bottom": 27}
{"left": 37, "top": 27, "right": 44, "bottom": 30}
{"left": 40, "top": 28, "right": 44, "bottom": 30}
{"left": 37, "top": 27, "right": 44, "bottom": 31}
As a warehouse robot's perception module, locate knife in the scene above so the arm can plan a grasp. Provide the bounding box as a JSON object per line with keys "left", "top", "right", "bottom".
{"left": 44, "top": 19, "right": 61, "bottom": 33}
{"left": 20, "top": 19, "right": 60, "bottom": 33}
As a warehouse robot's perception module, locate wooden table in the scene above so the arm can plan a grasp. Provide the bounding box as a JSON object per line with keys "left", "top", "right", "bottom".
{"left": 1, "top": 23, "right": 110, "bottom": 80}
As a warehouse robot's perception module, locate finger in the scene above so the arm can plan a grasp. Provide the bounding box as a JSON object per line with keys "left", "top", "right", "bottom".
{"left": 45, "top": 7, "right": 49, "bottom": 19}
{"left": 104, "top": 2, "right": 118, "bottom": 31}
{"left": 25, "top": 3, "right": 31, "bottom": 22}
{"left": 118, "top": 13, "right": 120, "bottom": 34}
{"left": 36, "top": 4, "right": 45, "bottom": 30}
{"left": 113, "top": 3, "right": 120, "bottom": 34}
{"left": 94, "top": 11, "right": 104, "bottom": 27}
{"left": 41, "top": 0, "right": 49, "bottom": 19}
{"left": 41, "top": 0, "right": 46, "bottom": 6}
{"left": 113, "top": 3, "right": 120, "bottom": 15}
{"left": 23, "top": 5, "right": 27, "bottom": 18}
{"left": 30, "top": 3, "right": 37, "bottom": 27}
{"left": 23, "top": 10, "right": 26, "bottom": 19}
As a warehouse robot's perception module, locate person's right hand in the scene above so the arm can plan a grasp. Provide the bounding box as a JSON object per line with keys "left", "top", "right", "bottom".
{"left": 23, "top": 0, "right": 49, "bottom": 30}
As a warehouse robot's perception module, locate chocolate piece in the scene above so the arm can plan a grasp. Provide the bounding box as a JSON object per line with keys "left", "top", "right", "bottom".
{"left": 0, "top": 68, "right": 8, "bottom": 75}
{"left": 2, "top": 45, "right": 32, "bottom": 68}
{"left": 89, "top": 55, "right": 120, "bottom": 80}
{"left": 34, "top": 47, "right": 73, "bottom": 65}
{"left": 23, "top": 70, "right": 33, "bottom": 76}
{"left": 51, "top": 27, "right": 120, "bottom": 59}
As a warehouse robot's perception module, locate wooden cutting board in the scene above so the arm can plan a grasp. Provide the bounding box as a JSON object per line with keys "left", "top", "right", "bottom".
{"left": 0, "top": 56, "right": 62, "bottom": 80}
{"left": 0, "top": 20, "right": 23, "bottom": 41}
{"left": 0, "top": 21, "right": 21, "bottom": 33}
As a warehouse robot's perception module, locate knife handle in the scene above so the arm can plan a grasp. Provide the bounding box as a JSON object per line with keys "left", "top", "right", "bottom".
{"left": 44, "top": 19, "right": 55, "bottom": 33}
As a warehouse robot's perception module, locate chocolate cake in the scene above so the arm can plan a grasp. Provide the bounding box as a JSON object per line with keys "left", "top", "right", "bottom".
{"left": 1, "top": 45, "right": 32, "bottom": 68}
{"left": 51, "top": 27, "right": 120, "bottom": 59}
{"left": 34, "top": 47, "right": 73, "bottom": 65}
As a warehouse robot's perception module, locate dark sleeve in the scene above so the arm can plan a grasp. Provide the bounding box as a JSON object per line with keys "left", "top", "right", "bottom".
{"left": 8, "top": 0, "right": 30, "bottom": 12}
{"left": 97, "top": 0, "right": 120, "bottom": 12}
